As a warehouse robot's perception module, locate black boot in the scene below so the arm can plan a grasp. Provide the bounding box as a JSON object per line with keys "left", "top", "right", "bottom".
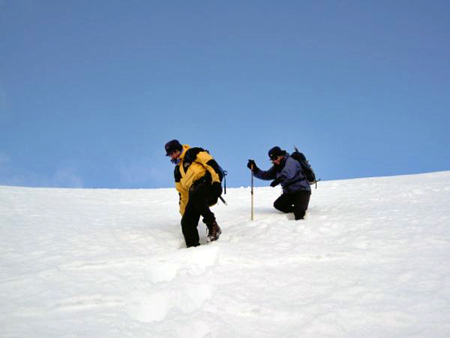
{"left": 206, "top": 221, "right": 222, "bottom": 243}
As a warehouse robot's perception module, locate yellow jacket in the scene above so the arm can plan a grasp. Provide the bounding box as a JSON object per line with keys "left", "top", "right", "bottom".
{"left": 174, "top": 144, "right": 221, "bottom": 215}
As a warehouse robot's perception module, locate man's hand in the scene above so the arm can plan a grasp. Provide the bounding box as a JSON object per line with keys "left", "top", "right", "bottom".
{"left": 270, "top": 176, "right": 284, "bottom": 187}
{"left": 247, "top": 160, "right": 259, "bottom": 172}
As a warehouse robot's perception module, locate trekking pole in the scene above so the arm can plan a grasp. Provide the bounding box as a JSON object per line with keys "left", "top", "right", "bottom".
{"left": 251, "top": 171, "right": 254, "bottom": 221}
{"left": 219, "top": 196, "right": 227, "bottom": 205}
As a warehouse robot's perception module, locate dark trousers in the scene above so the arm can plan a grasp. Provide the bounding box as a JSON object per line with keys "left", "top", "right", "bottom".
{"left": 181, "top": 181, "right": 216, "bottom": 247}
{"left": 274, "top": 190, "right": 311, "bottom": 220}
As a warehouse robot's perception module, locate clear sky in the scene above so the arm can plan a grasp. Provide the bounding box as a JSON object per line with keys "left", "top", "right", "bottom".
{"left": 1, "top": 0, "right": 449, "bottom": 189}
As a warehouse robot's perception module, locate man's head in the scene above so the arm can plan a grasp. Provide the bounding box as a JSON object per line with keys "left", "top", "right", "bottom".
{"left": 268, "top": 146, "right": 286, "bottom": 165}
{"left": 165, "top": 139, "right": 183, "bottom": 160}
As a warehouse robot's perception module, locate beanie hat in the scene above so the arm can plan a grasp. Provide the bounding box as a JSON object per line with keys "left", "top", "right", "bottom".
{"left": 268, "top": 146, "right": 286, "bottom": 160}
{"left": 165, "top": 139, "right": 183, "bottom": 156}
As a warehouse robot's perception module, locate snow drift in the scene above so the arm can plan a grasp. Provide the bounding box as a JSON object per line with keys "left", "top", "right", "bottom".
{"left": 1, "top": 172, "right": 450, "bottom": 337}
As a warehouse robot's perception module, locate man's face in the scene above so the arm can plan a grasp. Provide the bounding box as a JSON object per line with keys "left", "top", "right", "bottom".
{"left": 271, "top": 156, "right": 283, "bottom": 166}
{"left": 169, "top": 150, "right": 181, "bottom": 161}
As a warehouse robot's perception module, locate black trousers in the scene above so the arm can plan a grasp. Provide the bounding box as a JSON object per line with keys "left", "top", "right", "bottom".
{"left": 181, "top": 181, "right": 217, "bottom": 247}
{"left": 273, "top": 190, "right": 311, "bottom": 220}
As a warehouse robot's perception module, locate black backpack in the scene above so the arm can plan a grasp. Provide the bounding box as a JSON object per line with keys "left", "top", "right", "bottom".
{"left": 291, "top": 146, "right": 318, "bottom": 186}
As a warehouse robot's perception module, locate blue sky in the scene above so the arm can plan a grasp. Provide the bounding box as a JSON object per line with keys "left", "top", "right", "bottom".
{"left": 1, "top": 0, "right": 449, "bottom": 189}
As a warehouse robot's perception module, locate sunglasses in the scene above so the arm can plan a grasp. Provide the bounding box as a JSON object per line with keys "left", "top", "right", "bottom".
{"left": 270, "top": 156, "right": 280, "bottom": 162}
{"left": 166, "top": 149, "right": 179, "bottom": 157}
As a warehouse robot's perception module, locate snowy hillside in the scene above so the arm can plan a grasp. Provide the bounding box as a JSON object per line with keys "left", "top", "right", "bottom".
{"left": 1, "top": 172, "right": 450, "bottom": 338}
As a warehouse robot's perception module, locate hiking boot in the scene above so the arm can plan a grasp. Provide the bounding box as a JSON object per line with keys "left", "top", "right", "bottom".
{"left": 206, "top": 221, "right": 222, "bottom": 243}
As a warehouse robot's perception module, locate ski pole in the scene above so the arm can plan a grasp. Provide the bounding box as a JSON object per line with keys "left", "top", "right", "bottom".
{"left": 251, "top": 171, "right": 254, "bottom": 221}
{"left": 219, "top": 196, "right": 227, "bottom": 205}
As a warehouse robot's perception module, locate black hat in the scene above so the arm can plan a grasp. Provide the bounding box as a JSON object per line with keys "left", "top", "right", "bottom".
{"left": 165, "top": 139, "right": 183, "bottom": 156}
{"left": 268, "top": 146, "right": 286, "bottom": 160}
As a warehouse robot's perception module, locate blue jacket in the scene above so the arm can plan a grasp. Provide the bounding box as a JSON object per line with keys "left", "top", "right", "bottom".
{"left": 253, "top": 155, "right": 311, "bottom": 193}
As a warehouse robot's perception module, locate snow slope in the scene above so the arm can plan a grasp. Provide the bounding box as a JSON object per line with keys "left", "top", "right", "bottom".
{"left": 1, "top": 172, "right": 450, "bottom": 338}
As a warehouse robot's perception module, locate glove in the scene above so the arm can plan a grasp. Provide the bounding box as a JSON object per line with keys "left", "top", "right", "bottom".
{"left": 247, "top": 159, "right": 259, "bottom": 172}
{"left": 212, "top": 181, "right": 223, "bottom": 198}
{"left": 270, "top": 176, "right": 284, "bottom": 187}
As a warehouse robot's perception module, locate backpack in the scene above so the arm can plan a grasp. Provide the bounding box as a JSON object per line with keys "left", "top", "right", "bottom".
{"left": 291, "top": 146, "right": 318, "bottom": 186}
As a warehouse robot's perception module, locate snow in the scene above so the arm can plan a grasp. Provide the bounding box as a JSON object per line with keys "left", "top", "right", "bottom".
{"left": 1, "top": 171, "right": 450, "bottom": 338}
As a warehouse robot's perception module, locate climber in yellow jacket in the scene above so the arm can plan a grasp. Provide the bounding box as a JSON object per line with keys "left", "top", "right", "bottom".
{"left": 165, "top": 140, "right": 223, "bottom": 248}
